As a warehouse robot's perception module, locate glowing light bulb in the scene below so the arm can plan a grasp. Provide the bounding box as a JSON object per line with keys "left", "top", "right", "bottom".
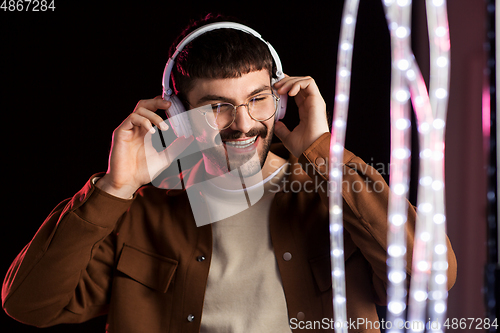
{"left": 330, "top": 223, "right": 342, "bottom": 232}
{"left": 393, "top": 148, "right": 410, "bottom": 159}
{"left": 433, "top": 151, "right": 444, "bottom": 161}
{"left": 433, "top": 261, "right": 449, "bottom": 271}
{"left": 435, "top": 302, "right": 446, "bottom": 314}
{"left": 389, "top": 271, "right": 405, "bottom": 284}
{"left": 435, "top": 26, "right": 446, "bottom": 37}
{"left": 396, "top": 26, "right": 409, "bottom": 38}
{"left": 388, "top": 301, "right": 405, "bottom": 314}
{"left": 420, "top": 232, "right": 431, "bottom": 242}
{"left": 433, "top": 213, "right": 446, "bottom": 224}
{"left": 391, "top": 214, "right": 405, "bottom": 226}
{"left": 339, "top": 68, "right": 350, "bottom": 77}
{"left": 434, "top": 244, "right": 447, "bottom": 255}
{"left": 413, "top": 290, "right": 428, "bottom": 302}
{"left": 432, "top": 180, "right": 444, "bottom": 191}
{"left": 396, "top": 0, "right": 411, "bottom": 6}
{"left": 332, "top": 205, "right": 342, "bottom": 215}
{"left": 418, "top": 202, "right": 433, "bottom": 213}
{"left": 395, "top": 118, "right": 410, "bottom": 130}
{"left": 435, "top": 88, "right": 448, "bottom": 99}
{"left": 341, "top": 42, "right": 352, "bottom": 50}
{"left": 420, "top": 148, "right": 432, "bottom": 158}
{"left": 435, "top": 274, "right": 447, "bottom": 285}
{"left": 336, "top": 94, "right": 348, "bottom": 102}
{"left": 436, "top": 56, "right": 448, "bottom": 67}
{"left": 419, "top": 176, "right": 432, "bottom": 186}
{"left": 335, "top": 120, "right": 346, "bottom": 129}
{"left": 335, "top": 295, "right": 346, "bottom": 304}
{"left": 397, "top": 59, "right": 410, "bottom": 70}
{"left": 332, "top": 248, "right": 343, "bottom": 257}
{"left": 388, "top": 245, "right": 405, "bottom": 257}
{"left": 417, "top": 260, "right": 429, "bottom": 271}
{"left": 418, "top": 122, "right": 430, "bottom": 133}
{"left": 414, "top": 95, "right": 425, "bottom": 106}
{"left": 393, "top": 183, "right": 406, "bottom": 195}
{"left": 433, "top": 118, "right": 445, "bottom": 129}
{"left": 333, "top": 269, "right": 343, "bottom": 277}
{"left": 344, "top": 15, "right": 355, "bottom": 25}
{"left": 396, "top": 89, "right": 410, "bottom": 102}
{"left": 431, "top": 290, "right": 443, "bottom": 300}
{"left": 406, "top": 69, "right": 416, "bottom": 79}
{"left": 333, "top": 143, "right": 342, "bottom": 152}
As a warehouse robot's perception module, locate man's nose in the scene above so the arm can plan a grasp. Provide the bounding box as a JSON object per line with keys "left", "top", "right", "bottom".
{"left": 228, "top": 105, "right": 256, "bottom": 134}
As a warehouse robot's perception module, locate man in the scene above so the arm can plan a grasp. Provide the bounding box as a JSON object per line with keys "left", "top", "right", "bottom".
{"left": 2, "top": 15, "right": 457, "bottom": 333}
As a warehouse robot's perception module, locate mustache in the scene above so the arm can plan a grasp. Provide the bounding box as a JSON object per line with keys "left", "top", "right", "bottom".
{"left": 219, "top": 127, "right": 268, "bottom": 141}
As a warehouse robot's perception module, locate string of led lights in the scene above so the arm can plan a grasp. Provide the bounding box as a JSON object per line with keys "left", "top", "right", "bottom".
{"left": 381, "top": 1, "right": 413, "bottom": 331}
{"left": 331, "top": 1, "right": 450, "bottom": 332}
{"left": 407, "top": 1, "right": 450, "bottom": 332}
{"left": 425, "top": 2, "right": 450, "bottom": 332}
{"left": 329, "top": 0, "right": 360, "bottom": 331}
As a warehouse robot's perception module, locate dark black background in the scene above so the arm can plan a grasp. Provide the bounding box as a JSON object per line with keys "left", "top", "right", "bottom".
{"left": 0, "top": 1, "right": 394, "bottom": 331}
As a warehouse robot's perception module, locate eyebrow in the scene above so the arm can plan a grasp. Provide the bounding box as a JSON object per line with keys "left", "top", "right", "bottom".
{"left": 195, "top": 85, "right": 271, "bottom": 105}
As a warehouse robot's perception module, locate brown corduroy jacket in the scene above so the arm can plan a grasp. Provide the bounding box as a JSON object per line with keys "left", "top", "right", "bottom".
{"left": 2, "top": 133, "right": 457, "bottom": 332}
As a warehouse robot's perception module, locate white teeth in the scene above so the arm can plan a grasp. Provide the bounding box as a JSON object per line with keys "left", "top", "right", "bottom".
{"left": 224, "top": 136, "right": 257, "bottom": 148}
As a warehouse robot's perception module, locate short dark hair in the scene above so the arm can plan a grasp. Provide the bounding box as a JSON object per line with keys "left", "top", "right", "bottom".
{"left": 169, "top": 14, "right": 276, "bottom": 103}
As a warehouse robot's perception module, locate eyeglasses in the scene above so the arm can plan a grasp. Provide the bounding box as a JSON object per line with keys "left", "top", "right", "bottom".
{"left": 197, "top": 92, "right": 280, "bottom": 130}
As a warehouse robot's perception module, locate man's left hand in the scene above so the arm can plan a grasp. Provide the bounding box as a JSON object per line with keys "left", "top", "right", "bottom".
{"left": 273, "top": 75, "right": 330, "bottom": 158}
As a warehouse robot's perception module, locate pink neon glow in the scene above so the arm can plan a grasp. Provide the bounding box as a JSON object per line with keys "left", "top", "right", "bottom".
{"left": 482, "top": 84, "right": 491, "bottom": 141}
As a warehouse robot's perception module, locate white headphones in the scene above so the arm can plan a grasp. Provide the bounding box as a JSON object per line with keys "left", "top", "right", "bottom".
{"left": 162, "top": 22, "right": 287, "bottom": 138}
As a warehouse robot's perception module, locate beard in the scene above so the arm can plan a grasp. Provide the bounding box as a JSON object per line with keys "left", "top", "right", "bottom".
{"left": 202, "top": 122, "right": 274, "bottom": 178}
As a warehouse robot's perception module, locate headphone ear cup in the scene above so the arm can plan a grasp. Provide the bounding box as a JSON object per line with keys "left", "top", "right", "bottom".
{"left": 272, "top": 84, "right": 287, "bottom": 122}
{"left": 275, "top": 92, "right": 287, "bottom": 122}
{"left": 164, "top": 95, "right": 193, "bottom": 138}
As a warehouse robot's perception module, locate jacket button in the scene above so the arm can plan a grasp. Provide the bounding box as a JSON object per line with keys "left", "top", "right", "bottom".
{"left": 297, "top": 311, "right": 305, "bottom": 320}
{"left": 196, "top": 255, "right": 206, "bottom": 262}
{"left": 283, "top": 252, "right": 292, "bottom": 261}
{"left": 315, "top": 157, "right": 327, "bottom": 174}
{"left": 187, "top": 314, "right": 195, "bottom": 322}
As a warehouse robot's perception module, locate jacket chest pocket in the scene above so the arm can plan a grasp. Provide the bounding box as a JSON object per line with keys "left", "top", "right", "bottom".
{"left": 116, "top": 244, "right": 178, "bottom": 293}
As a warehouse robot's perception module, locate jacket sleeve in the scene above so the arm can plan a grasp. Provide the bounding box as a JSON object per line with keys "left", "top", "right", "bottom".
{"left": 2, "top": 174, "right": 134, "bottom": 327}
{"left": 298, "top": 132, "right": 457, "bottom": 301}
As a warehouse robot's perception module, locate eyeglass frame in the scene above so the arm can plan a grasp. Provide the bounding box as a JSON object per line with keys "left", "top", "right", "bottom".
{"left": 186, "top": 90, "right": 281, "bottom": 130}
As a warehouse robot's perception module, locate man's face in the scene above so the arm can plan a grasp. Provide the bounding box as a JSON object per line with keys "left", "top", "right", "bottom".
{"left": 185, "top": 69, "right": 275, "bottom": 178}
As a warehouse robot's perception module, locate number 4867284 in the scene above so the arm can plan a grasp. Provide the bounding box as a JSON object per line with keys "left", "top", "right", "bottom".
{"left": 1, "top": 0, "right": 56, "bottom": 11}
{"left": 443, "top": 317, "right": 498, "bottom": 330}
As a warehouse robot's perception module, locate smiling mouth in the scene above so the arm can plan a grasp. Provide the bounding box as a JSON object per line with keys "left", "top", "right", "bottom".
{"left": 223, "top": 136, "right": 257, "bottom": 149}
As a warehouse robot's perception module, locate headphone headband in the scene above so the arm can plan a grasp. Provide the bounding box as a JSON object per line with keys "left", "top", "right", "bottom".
{"left": 161, "top": 21, "right": 287, "bottom": 138}
{"left": 162, "top": 21, "right": 284, "bottom": 98}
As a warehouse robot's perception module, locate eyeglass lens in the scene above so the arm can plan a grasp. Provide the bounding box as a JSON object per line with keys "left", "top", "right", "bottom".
{"left": 206, "top": 93, "right": 278, "bottom": 130}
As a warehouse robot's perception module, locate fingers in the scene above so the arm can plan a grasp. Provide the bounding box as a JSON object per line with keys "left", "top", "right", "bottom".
{"left": 126, "top": 112, "right": 164, "bottom": 134}
{"left": 273, "top": 75, "right": 320, "bottom": 98}
{"left": 134, "top": 108, "right": 169, "bottom": 133}
{"left": 125, "top": 98, "right": 171, "bottom": 134}
{"left": 272, "top": 76, "right": 330, "bottom": 158}
{"left": 135, "top": 97, "right": 171, "bottom": 112}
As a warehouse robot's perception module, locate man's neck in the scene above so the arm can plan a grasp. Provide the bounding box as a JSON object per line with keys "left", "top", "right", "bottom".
{"left": 260, "top": 152, "right": 287, "bottom": 180}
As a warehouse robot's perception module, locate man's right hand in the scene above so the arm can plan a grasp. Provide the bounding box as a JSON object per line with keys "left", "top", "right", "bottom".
{"left": 96, "top": 97, "right": 194, "bottom": 199}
